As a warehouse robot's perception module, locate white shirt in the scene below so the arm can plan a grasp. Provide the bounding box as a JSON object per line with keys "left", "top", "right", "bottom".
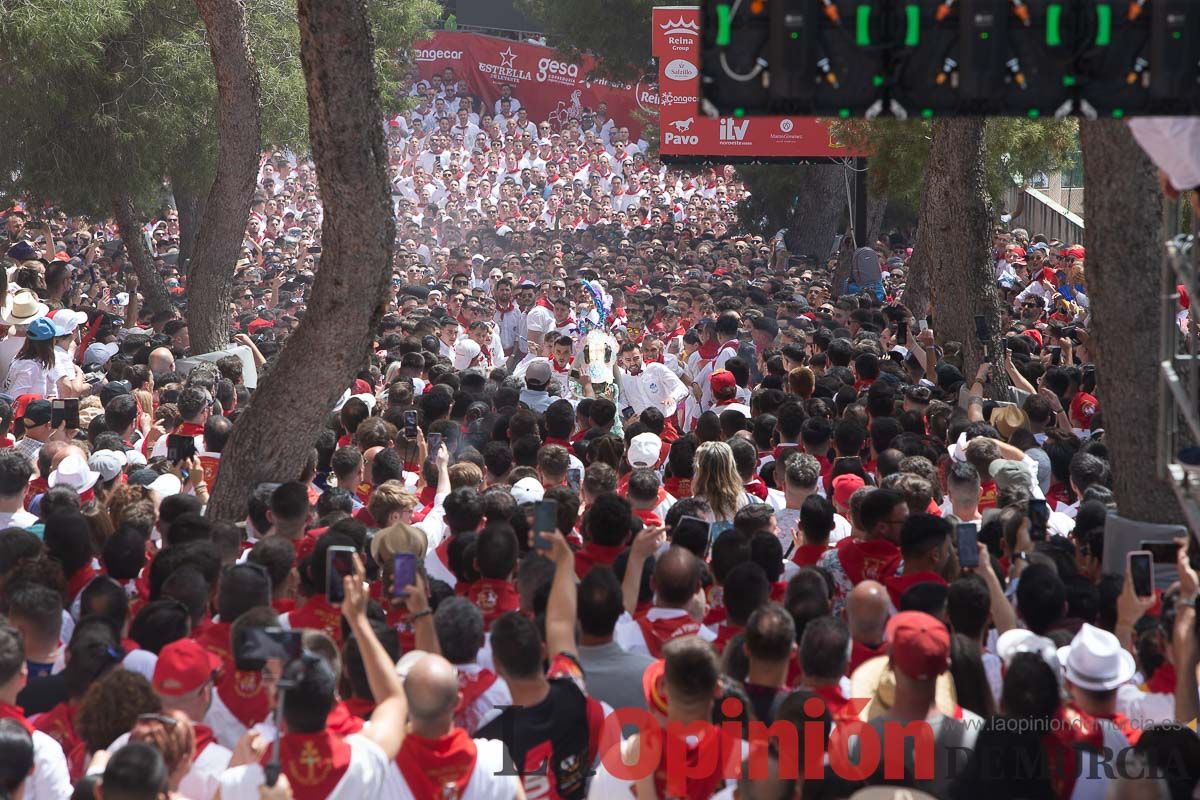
{"left": 0, "top": 508, "right": 39, "bottom": 529}
{"left": 0, "top": 333, "right": 26, "bottom": 387}
{"left": 618, "top": 363, "right": 688, "bottom": 418}
{"left": 219, "top": 734, "right": 390, "bottom": 800}
{"left": 28, "top": 729, "right": 72, "bottom": 800}
{"left": 384, "top": 737, "right": 519, "bottom": 800}
{"left": 108, "top": 729, "right": 232, "bottom": 800}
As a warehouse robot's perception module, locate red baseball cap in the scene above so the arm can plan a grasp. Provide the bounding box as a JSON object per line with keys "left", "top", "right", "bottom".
{"left": 709, "top": 369, "right": 736, "bottom": 396}
{"left": 832, "top": 474, "right": 865, "bottom": 508}
{"left": 886, "top": 611, "right": 950, "bottom": 680}
{"left": 1070, "top": 391, "right": 1099, "bottom": 427}
{"left": 152, "top": 639, "right": 222, "bottom": 696}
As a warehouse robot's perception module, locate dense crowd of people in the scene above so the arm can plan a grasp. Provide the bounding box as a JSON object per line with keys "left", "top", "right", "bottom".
{"left": 0, "top": 61, "right": 1193, "bottom": 800}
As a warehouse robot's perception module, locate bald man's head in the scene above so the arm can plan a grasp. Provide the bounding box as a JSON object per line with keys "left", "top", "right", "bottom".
{"left": 404, "top": 653, "right": 460, "bottom": 726}
{"left": 149, "top": 347, "right": 175, "bottom": 376}
{"left": 846, "top": 580, "right": 890, "bottom": 642}
{"left": 653, "top": 546, "right": 702, "bottom": 607}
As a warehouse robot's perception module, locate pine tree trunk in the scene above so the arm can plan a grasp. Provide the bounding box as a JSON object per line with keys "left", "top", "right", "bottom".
{"left": 172, "top": 170, "right": 207, "bottom": 274}
{"left": 1079, "top": 120, "right": 1179, "bottom": 523}
{"left": 865, "top": 193, "right": 888, "bottom": 251}
{"left": 784, "top": 163, "right": 847, "bottom": 261}
{"left": 111, "top": 192, "right": 173, "bottom": 317}
{"left": 913, "top": 118, "right": 1008, "bottom": 396}
{"left": 206, "top": 0, "right": 395, "bottom": 521}
{"left": 187, "top": 0, "right": 262, "bottom": 355}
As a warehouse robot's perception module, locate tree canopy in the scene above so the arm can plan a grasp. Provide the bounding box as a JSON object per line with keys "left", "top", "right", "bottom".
{"left": 0, "top": 0, "right": 436, "bottom": 217}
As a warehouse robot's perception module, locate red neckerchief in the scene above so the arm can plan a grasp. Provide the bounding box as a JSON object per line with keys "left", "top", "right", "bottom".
{"left": 336, "top": 434, "right": 352, "bottom": 448}
{"left": 885, "top": 571, "right": 949, "bottom": 608}
{"left": 633, "top": 508, "right": 663, "bottom": 528}
{"left": 1143, "top": 663, "right": 1176, "bottom": 694}
{"left": 343, "top": 696, "right": 376, "bottom": 720}
{"left": 1041, "top": 709, "right": 1084, "bottom": 800}
{"left": 979, "top": 479, "right": 998, "bottom": 511}
{"left": 394, "top": 728, "right": 478, "bottom": 800}
{"left": 193, "top": 620, "right": 233, "bottom": 661}
{"left": 543, "top": 436, "right": 571, "bottom": 448}
{"left": 1088, "top": 709, "right": 1143, "bottom": 745}
{"left": 288, "top": 594, "right": 344, "bottom": 644}
{"left": 712, "top": 622, "right": 742, "bottom": 655}
{"left": 551, "top": 358, "right": 572, "bottom": 375}
{"left": 495, "top": 301, "right": 515, "bottom": 313}
{"left": 769, "top": 581, "right": 787, "bottom": 603}
{"left": 23, "top": 476, "right": 45, "bottom": 510}
{"left": 848, "top": 639, "right": 888, "bottom": 675}
{"left": 456, "top": 667, "right": 497, "bottom": 713}
{"left": 326, "top": 701, "right": 365, "bottom": 737}
{"left": 217, "top": 664, "right": 270, "bottom": 729}
{"left": 809, "top": 683, "right": 856, "bottom": 723}
{"left": 646, "top": 722, "right": 741, "bottom": 800}
{"left": 698, "top": 340, "right": 719, "bottom": 360}
{"left": 792, "top": 543, "right": 831, "bottom": 567}
{"left": 635, "top": 611, "right": 701, "bottom": 658}
{"left": 194, "top": 723, "right": 217, "bottom": 756}
{"left": 835, "top": 536, "right": 901, "bottom": 585}
{"left": 0, "top": 702, "right": 32, "bottom": 733}
{"left": 465, "top": 578, "right": 520, "bottom": 629}
{"left": 178, "top": 422, "right": 205, "bottom": 437}
{"left": 573, "top": 542, "right": 625, "bottom": 579}
{"left": 34, "top": 700, "right": 79, "bottom": 756}
{"left": 744, "top": 477, "right": 768, "bottom": 500}
{"left": 535, "top": 295, "right": 554, "bottom": 310}
{"left": 66, "top": 565, "right": 97, "bottom": 605}
{"left": 263, "top": 730, "right": 352, "bottom": 800}
{"left": 418, "top": 484, "right": 437, "bottom": 508}
{"left": 663, "top": 476, "right": 692, "bottom": 498}
{"left": 718, "top": 339, "right": 739, "bottom": 354}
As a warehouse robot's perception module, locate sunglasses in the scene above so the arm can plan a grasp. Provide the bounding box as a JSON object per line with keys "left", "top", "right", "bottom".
{"left": 1022, "top": 302, "right": 1041, "bottom": 309}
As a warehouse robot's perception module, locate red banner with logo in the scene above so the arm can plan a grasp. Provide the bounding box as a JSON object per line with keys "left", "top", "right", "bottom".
{"left": 413, "top": 32, "right": 657, "bottom": 138}
{"left": 652, "top": 6, "right": 864, "bottom": 160}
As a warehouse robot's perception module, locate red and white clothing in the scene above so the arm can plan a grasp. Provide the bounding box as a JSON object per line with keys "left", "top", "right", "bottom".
{"left": 455, "top": 663, "right": 512, "bottom": 735}
{"left": 107, "top": 724, "right": 231, "bottom": 800}
{"left": 618, "top": 362, "right": 688, "bottom": 418}
{"left": 218, "top": 731, "right": 390, "bottom": 800}
{"left": 386, "top": 729, "right": 520, "bottom": 799}
{"left": 0, "top": 702, "right": 72, "bottom": 800}
{"left": 613, "top": 607, "right": 716, "bottom": 657}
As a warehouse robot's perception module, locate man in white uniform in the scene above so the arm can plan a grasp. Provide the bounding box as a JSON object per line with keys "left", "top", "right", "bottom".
{"left": 615, "top": 342, "right": 687, "bottom": 425}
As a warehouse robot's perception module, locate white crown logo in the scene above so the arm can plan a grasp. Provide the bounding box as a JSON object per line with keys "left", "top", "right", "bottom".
{"left": 660, "top": 18, "right": 700, "bottom": 35}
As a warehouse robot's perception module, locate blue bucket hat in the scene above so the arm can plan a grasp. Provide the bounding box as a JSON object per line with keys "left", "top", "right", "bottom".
{"left": 26, "top": 317, "right": 56, "bottom": 341}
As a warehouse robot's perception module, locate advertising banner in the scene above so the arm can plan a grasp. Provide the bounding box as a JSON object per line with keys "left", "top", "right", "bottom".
{"left": 652, "top": 6, "right": 865, "bottom": 160}
{"left": 414, "top": 32, "right": 657, "bottom": 138}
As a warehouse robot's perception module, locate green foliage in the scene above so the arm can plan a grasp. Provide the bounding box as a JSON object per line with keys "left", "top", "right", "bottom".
{"left": 0, "top": 0, "right": 436, "bottom": 219}
{"left": 836, "top": 117, "right": 1078, "bottom": 218}
{"left": 517, "top": 0, "right": 661, "bottom": 81}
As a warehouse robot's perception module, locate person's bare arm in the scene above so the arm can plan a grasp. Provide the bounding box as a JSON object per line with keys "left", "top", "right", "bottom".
{"left": 541, "top": 530, "right": 578, "bottom": 660}
{"left": 973, "top": 542, "right": 1016, "bottom": 634}
{"left": 967, "top": 363, "right": 989, "bottom": 422}
{"left": 622, "top": 525, "right": 664, "bottom": 615}
{"left": 403, "top": 572, "right": 441, "bottom": 655}
{"left": 1037, "top": 387, "right": 1073, "bottom": 433}
{"left": 1115, "top": 570, "right": 1156, "bottom": 655}
{"left": 233, "top": 333, "right": 268, "bottom": 368}
{"left": 1175, "top": 538, "right": 1200, "bottom": 723}
{"left": 342, "top": 554, "right": 408, "bottom": 759}
{"left": 1004, "top": 353, "right": 1036, "bottom": 395}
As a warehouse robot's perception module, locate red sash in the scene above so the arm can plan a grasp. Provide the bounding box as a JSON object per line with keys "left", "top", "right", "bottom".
{"left": 635, "top": 612, "right": 700, "bottom": 658}
{"left": 194, "top": 723, "right": 217, "bottom": 757}
{"left": 264, "top": 730, "right": 352, "bottom": 800}
{"left": 326, "top": 701, "right": 365, "bottom": 737}
{"left": 835, "top": 537, "right": 902, "bottom": 585}
{"left": 66, "top": 564, "right": 97, "bottom": 605}
{"left": 792, "top": 543, "right": 831, "bottom": 567}
{"left": 1142, "top": 663, "right": 1176, "bottom": 695}
{"left": 456, "top": 667, "right": 498, "bottom": 714}
{"left": 342, "top": 696, "right": 376, "bottom": 720}
{"left": 885, "top": 571, "right": 949, "bottom": 608}
{"left": 0, "top": 702, "right": 32, "bottom": 733}
{"left": 848, "top": 639, "right": 888, "bottom": 675}
{"left": 287, "top": 594, "right": 344, "bottom": 644}
{"left": 744, "top": 477, "right": 769, "bottom": 500}
{"left": 663, "top": 476, "right": 692, "bottom": 498}
{"left": 193, "top": 620, "right": 234, "bottom": 662}
{"left": 647, "top": 724, "right": 740, "bottom": 800}
{"left": 395, "top": 728, "right": 478, "bottom": 800}
{"left": 712, "top": 623, "right": 742, "bottom": 655}
{"left": 465, "top": 578, "right": 520, "bottom": 629}
{"left": 573, "top": 542, "right": 625, "bottom": 579}
{"left": 34, "top": 701, "right": 79, "bottom": 759}
{"left": 217, "top": 667, "right": 271, "bottom": 730}
{"left": 633, "top": 508, "right": 663, "bottom": 528}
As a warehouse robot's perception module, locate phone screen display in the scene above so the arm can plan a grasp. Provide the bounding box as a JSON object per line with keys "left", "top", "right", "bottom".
{"left": 167, "top": 434, "right": 197, "bottom": 464}
{"left": 1129, "top": 552, "right": 1154, "bottom": 597}
{"left": 403, "top": 410, "right": 418, "bottom": 439}
{"left": 566, "top": 468, "right": 581, "bottom": 493}
{"left": 427, "top": 432, "right": 443, "bottom": 457}
{"left": 326, "top": 547, "right": 355, "bottom": 603}
{"left": 957, "top": 523, "right": 979, "bottom": 568}
{"left": 533, "top": 499, "right": 558, "bottom": 549}
{"left": 392, "top": 553, "right": 416, "bottom": 597}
